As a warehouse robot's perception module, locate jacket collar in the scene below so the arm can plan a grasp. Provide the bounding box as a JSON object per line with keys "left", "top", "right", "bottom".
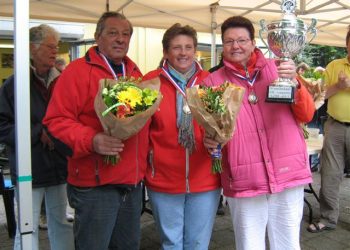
{"left": 85, "top": 46, "right": 142, "bottom": 77}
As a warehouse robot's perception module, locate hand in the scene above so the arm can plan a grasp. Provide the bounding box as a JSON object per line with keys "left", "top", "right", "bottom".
{"left": 41, "top": 129, "right": 54, "bottom": 151}
{"left": 314, "top": 91, "right": 325, "bottom": 109}
{"left": 203, "top": 134, "right": 222, "bottom": 154}
{"left": 92, "top": 133, "right": 124, "bottom": 156}
{"left": 337, "top": 71, "right": 350, "bottom": 90}
{"left": 277, "top": 59, "right": 297, "bottom": 81}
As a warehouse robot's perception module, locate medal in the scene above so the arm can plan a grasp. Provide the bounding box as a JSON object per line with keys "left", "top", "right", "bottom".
{"left": 183, "top": 102, "right": 191, "bottom": 114}
{"left": 248, "top": 92, "right": 258, "bottom": 104}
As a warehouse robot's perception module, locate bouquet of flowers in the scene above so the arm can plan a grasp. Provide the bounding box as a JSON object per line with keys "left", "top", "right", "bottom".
{"left": 300, "top": 68, "right": 326, "bottom": 109}
{"left": 186, "top": 81, "right": 245, "bottom": 173}
{"left": 94, "top": 77, "right": 162, "bottom": 165}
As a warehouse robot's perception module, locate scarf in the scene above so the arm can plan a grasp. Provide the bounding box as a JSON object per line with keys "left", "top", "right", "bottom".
{"left": 167, "top": 62, "right": 197, "bottom": 153}
{"left": 226, "top": 50, "right": 257, "bottom": 78}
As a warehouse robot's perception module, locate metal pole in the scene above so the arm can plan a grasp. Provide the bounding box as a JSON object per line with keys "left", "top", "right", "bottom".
{"left": 14, "top": 0, "right": 33, "bottom": 249}
{"left": 210, "top": 3, "right": 219, "bottom": 68}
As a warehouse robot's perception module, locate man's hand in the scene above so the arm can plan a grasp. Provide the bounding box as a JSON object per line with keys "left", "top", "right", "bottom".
{"left": 41, "top": 129, "right": 54, "bottom": 151}
{"left": 337, "top": 71, "right": 350, "bottom": 90}
{"left": 92, "top": 133, "right": 124, "bottom": 156}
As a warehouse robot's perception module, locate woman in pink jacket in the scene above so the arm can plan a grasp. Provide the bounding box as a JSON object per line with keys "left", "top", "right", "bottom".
{"left": 203, "top": 16, "right": 315, "bottom": 250}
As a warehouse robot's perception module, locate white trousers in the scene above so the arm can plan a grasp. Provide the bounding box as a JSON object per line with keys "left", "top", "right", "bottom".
{"left": 14, "top": 184, "right": 74, "bottom": 250}
{"left": 227, "top": 186, "right": 304, "bottom": 250}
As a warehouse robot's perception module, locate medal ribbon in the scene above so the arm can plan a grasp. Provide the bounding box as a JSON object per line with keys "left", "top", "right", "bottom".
{"left": 100, "top": 53, "right": 126, "bottom": 79}
{"left": 161, "top": 60, "right": 202, "bottom": 97}
{"left": 232, "top": 70, "right": 260, "bottom": 86}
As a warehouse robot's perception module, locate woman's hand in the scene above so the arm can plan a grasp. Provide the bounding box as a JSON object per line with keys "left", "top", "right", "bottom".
{"left": 203, "top": 134, "right": 222, "bottom": 154}
{"left": 277, "top": 59, "right": 297, "bottom": 83}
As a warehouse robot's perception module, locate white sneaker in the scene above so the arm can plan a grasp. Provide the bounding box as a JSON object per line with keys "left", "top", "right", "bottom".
{"left": 66, "top": 213, "right": 74, "bottom": 222}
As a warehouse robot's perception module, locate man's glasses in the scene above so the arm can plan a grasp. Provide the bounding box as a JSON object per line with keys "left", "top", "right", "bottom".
{"left": 223, "top": 39, "right": 251, "bottom": 47}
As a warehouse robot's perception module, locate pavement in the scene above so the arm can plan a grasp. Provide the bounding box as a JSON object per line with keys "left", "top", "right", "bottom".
{"left": 1, "top": 171, "right": 350, "bottom": 250}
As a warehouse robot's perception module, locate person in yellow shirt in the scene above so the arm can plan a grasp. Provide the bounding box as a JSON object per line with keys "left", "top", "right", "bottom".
{"left": 307, "top": 25, "right": 350, "bottom": 233}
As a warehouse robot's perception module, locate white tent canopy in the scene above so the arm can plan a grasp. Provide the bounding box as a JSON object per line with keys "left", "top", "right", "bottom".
{"left": 1, "top": 0, "right": 350, "bottom": 47}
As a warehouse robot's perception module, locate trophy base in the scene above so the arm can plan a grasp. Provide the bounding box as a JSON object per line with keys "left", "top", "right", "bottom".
{"left": 266, "top": 85, "right": 295, "bottom": 103}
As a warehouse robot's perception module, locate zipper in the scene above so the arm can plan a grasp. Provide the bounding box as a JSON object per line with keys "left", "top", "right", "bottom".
{"left": 149, "top": 149, "right": 155, "bottom": 178}
{"left": 95, "top": 160, "right": 100, "bottom": 184}
{"left": 185, "top": 148, "right": 190, "bottom": 193}
{"left": 135, "top": 135, "right": 139, "bottom": 187}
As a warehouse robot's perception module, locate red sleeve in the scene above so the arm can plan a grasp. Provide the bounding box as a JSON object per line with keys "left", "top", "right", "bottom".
{"left": 291, "top": 82, "right": 315, "bottom": 123}
{"left": 43, "top": 62, "right": 99, "bottom": 159}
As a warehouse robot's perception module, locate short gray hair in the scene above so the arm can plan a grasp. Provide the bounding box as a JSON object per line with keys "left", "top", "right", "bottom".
{"left": 30, "top": 24, "right": 60, "bottom": 44}
{"left": 95, "top": 11, "right": 133, "bottom": 38}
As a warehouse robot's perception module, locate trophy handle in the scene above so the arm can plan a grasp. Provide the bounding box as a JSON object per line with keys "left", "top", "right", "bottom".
{"left": 307, "top": 18, "right": 317, "bottom": 43}
{"left": 259, "top": 19, "right": 269, "bottom": 49}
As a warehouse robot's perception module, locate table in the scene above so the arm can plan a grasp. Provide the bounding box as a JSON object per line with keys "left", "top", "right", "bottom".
{"left": 304, "top": 136, "right": 323, "bottom": 223}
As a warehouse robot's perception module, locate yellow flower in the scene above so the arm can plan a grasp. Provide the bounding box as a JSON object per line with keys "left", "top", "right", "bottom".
{"left": 117, "top": 87, "right": 142, "bottom": 109}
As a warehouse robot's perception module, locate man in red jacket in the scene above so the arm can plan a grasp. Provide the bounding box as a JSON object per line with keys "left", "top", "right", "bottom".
{"left": 44, "top": 12, "right": 147, "bottom": 250}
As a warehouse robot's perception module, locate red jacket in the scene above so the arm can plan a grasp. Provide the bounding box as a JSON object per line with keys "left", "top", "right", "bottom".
{"left": 144, "top": 67, "right": 221, "bottom": 194}
{"left": 43, "top": 46, "right": 148, "bottom": 187}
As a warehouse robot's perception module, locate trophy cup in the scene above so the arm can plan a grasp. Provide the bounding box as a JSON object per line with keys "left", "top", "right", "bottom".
{"left": 260, "top": 0, "right": 317, "bottom": 103}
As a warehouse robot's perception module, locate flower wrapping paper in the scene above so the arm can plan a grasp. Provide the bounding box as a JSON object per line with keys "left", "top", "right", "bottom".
{"left": 186, "top": 83, "right": 245, "bottom": 144}
{"left": 94, "top": 77, "right": 162, "bottom": 140}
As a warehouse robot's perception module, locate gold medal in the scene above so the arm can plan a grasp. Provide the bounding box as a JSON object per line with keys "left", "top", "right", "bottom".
{"left": 183, "top": 102, "right": 191, "bottom": 114}
{"left": 248, "top": 92, "right": 258, "bottom": 104}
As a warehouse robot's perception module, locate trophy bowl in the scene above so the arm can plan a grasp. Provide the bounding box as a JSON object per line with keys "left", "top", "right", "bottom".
{"left": 266, "top": 18, "right": 309, "bottom": 60}
{"left": 259, "top": 2, "right": 317, "bottom": 103}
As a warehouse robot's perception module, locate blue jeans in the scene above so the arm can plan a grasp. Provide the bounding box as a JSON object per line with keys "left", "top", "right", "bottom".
{"left": 67, "top": 183, "right": 142, "bottom": 250}
{"left": 148, "top": 189, "right": 221, "bottom": 250}
{"left": 14, "top": 184, "right": 74, "bottom": 250}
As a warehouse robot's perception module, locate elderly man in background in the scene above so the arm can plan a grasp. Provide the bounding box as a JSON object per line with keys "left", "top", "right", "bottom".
{"left": 0, "top": 24, "right": 73, "bottom": 250}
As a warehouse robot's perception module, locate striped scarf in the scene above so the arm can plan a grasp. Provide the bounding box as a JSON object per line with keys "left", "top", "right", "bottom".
{"left": 167, "top": 62, "right": 197, "bottom": 153}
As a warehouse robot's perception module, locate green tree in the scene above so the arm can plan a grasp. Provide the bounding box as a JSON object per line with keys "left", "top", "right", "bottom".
{"left": 296, "top": 44, "right": 347, "bottom": 68}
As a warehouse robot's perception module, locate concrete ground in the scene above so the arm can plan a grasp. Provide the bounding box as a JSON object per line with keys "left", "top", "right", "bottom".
{"left": 1, "top": 171, "right": 350, "bottom": 250}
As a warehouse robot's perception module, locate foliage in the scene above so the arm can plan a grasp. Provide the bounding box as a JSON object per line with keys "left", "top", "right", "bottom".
{"left": 102, "top": 77, "right": 159, "bottom": 118}
{"left": 303, "top": 68, "right": 324, "bottom": 80}
{"left": 295, "top": 44, "right": 347, "bottom": 68}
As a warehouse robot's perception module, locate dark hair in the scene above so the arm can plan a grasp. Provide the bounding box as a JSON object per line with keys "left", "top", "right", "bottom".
{"left": 95, "top": 11, "right": 133, "bottom": 37}
{"left": 346, "top": 25, "right": 350, "bottom": 46}
{"left": 221, "top": 16, "right": 255, "bottom": 42}
{"left": 162, "top": 23, "right": 197, "bottom": 52}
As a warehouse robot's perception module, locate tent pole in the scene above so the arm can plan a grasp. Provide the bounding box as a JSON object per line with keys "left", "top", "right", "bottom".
{"left": 210, "top": 3, "right": 219, "bottom": 68}
{"left": 14, "top": 0, "right": 33, "bottom": 249}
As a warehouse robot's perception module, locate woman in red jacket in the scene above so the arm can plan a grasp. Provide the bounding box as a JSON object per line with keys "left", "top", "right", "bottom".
{"left": 143, "top": 23, "right": 221, "bottom": 249}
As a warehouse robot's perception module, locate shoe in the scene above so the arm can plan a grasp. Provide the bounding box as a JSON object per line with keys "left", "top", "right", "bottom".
{"left": 216, "top": 204, "right": 225, "bottom": 216}
{"left": 39, "top": 215, "right": 48, "bottom": 230}
{"left": 307, "top": 222, "right": 335, "bottom": 233}
{"left": 311, "top": 164, "right": 319, "bottom": 172}
{"left": 66, "top": 213, "right": 74, "bottom": 222}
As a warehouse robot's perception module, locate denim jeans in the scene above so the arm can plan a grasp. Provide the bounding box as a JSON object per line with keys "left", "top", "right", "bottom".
{"left": 148, "top": 188, "right": 220, "bottom": 250}
{"left": 67, "top": 183, "right": 142, "bottom": 250}
{"left": 14, "top": 184, "right": 74, "bottom": 250}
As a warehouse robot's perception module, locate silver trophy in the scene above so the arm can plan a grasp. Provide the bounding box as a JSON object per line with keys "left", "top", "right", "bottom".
{"left": 260, "top": 0, "right": 317, "bottom": 103}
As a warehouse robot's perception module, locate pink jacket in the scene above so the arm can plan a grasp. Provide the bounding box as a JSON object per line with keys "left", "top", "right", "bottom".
{"left": 203, "top": 49, "right": 312, "bottom": 198}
